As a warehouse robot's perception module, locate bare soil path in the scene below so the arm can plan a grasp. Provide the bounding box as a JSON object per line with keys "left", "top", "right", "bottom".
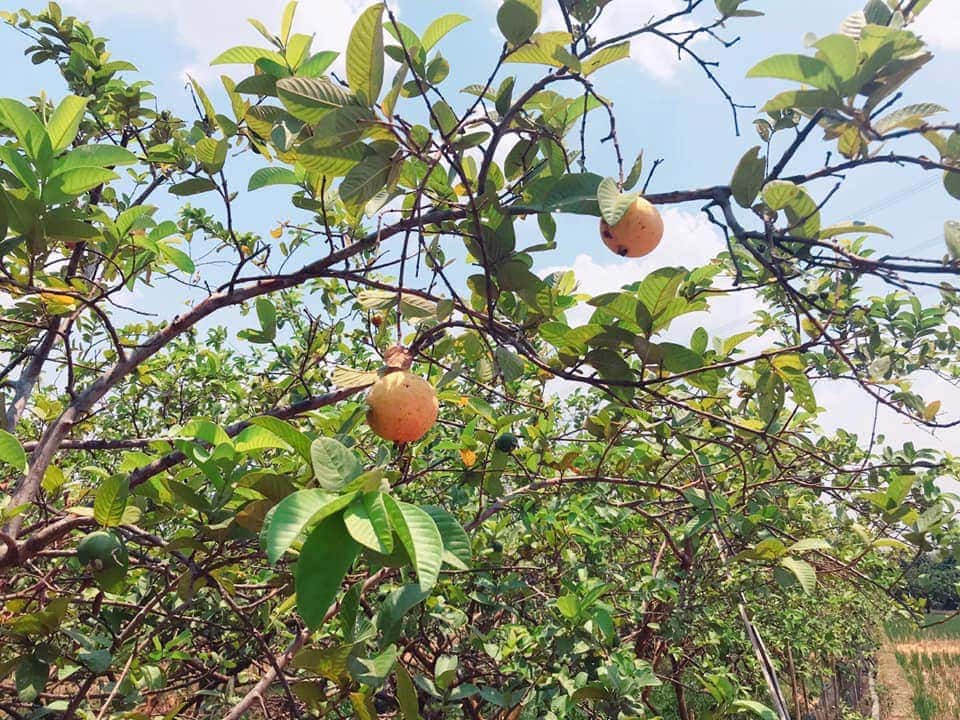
{"left": 876, "top": 642, "right": 914, "bottom": 720}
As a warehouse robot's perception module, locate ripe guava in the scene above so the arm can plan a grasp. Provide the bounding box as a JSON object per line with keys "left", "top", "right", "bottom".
{"left": 599, "top": 196, "right": 664, "bottom": 258}
{"left": 366, "top": 370, "right": 439, "bottom": 443}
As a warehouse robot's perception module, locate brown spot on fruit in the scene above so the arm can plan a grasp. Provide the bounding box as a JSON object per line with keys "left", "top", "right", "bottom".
{"left": 366, "top": 370, "right": 439, "bottom": 443}
{"left": 599, "top": 196, "right": 664, "bottom": 258}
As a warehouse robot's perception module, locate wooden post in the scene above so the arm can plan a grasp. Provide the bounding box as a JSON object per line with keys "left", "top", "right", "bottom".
{"left": 787, "top": 646, "right": 802, "bottom": 720}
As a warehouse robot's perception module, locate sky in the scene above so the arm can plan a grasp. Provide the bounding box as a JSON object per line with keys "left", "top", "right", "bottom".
{"left": 1, "top": 0, "right": 959, "bottom": 468}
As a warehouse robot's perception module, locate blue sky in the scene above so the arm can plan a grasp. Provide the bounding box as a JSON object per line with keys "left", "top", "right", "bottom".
{"left": 2, "top": 0, "right": 960, "bottom": 456}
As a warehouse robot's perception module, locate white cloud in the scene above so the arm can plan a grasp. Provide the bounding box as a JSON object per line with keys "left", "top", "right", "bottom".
{"left": 61, "top": 0, "right": 378, "bottom": 80}
{"left": 912, "top": 1, "right": 960, "bottom": 52}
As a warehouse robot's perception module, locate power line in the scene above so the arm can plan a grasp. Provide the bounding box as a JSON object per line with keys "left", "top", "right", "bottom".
{"left": 841, "top": 177, "right": 939, "bottom": 220}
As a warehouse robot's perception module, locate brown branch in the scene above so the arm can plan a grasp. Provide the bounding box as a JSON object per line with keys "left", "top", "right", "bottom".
{"left": 127, "top": 386, "right": 363, "bottom": 489}
{"left": 220, "top": 569, "right": 389, "bottom": 720}
{"left": 4, "top": 206, "right": 459, "bottom": 539}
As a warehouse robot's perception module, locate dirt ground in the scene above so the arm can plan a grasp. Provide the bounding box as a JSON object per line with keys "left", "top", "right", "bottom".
{"left": 876, "top": 642, "right": 915, "bottom": 720}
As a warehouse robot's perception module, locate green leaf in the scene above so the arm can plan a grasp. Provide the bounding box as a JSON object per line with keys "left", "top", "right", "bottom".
{"left": 751, "top": 538, "right": 787, "bottom": 560}
{"left": 340, "top": 154, "right": 393, "bottom": 209}
{"left": 494, "top": 346, "right": 524, "bottom": 382}
{"left": 396, "top": 664, "right": 421, "bottom": 720}
{"left": 779, "top": 556, "right": 816, "bottom": 593}
{"left": 280, "top": 1, "right": 297, "bottom": 44}
{"left": 263, "top": 488, "right": 355, "bottom": 562}
{"left": 636, "top": 267, "right": 697, "bottom": 334}
{"left": 194, "top": 137, "right": 228, "bottom": 173}
{"left": 660, "top": 343, "right": 704, "bottom": 373}
{"left": 286, "top": 37, "right": 314, "bottom": 73}
{"left": 504, "top": 31, "right": 573, "bottom": 67}
{"left": 344, "top": 492, "right": 394, "bottom": 553}
{"left": 597, "top": 177, "right": 637, "bottom": 226}
{"left": 0, "top": 430, "right": 27, "bottom": 472}
{"left": 383, "top": 496, "right": 443, "bottom": 591}
{"left": 762, "top": 179, "right": 799, "bottom": 210}
{"left": 350, "top": 690, "right": 378, "bottom": 720}
{"left": 0, "top": 145, "right": 39, "bottom": 193}
{"left": 15, "top": 656, "right": 48, "bottom": 703}
{"left": 498, "top": 0, "right": 541, "bottom": 46}
{"left": 771, "top": 353, "right": 816, "bottom": 413}
{"left": 248, "top": 166, "right": 301, "bottom": 191}
{"left": 376, "top": 583, "right": 430, "bottom": 642}
{"left": 46, "top": 95, "right": 89, "bottom": 155}
{"left": 422, "top": 14, "right": 470, "bottom": 51}
{"left": 732, "top": 699, "right": 778, "bottom": 720}
{"left": 874, "top": 102, "right": 947, "bottom": 134}
{"left": 863, "top": 0, "right": 892, "bottom": 25}
{"left": 78, "top": 649, "right": 112, "bottom": 673}
{"left": 310, "top": 105, "right": 375, "bottom": 150}
{"left": 234, "top": 74, "right": 278, "bottom": 97}
{"left": 945, "top": 220, "right": 960, "bottom": 260}
{"left": 730, "top": 146, "right": 765, "bottom": 208}
{"left": 299, "top": 50, "right": 340, "bottom": 77}
{"left": 349, "top": 644, "right": 397, "bottom": 687}
{"left": 761, "top": 179, "right": 820, "bottom": 236}
{"left": 819, "top": 220, "right": 891, "bottom": 238}
{"left": 573, "top": 685, "right": 614, "bottom": 702}
{"left": 886, "top": 474, "right": 915, "bottom": 505}
{"left": 94, "top": 475, "right": 129, "bottom": 527}
{"left": 746, "top": 54, "right": 839, "bottom": 92}
{"left": 210, "top": 46, "right": 286, "bottom": 66}
{"left": 159, "top": 244, "right": 195, "bottom": 274}
{"left": 234, "top": 426, "right": 291, "bottom": 453}
{"left": 623, "top": 150, "right": 644, "bottom": 191}
{"left": 46, "top": 167, "right": 118, "bottom": 198}
{"left": 250, "top": 297, "right": 277, "bottom": 341}
{"left": 526, "top": 172, "right": 603, "bottom": 215}
{"left": 789, "top": 537, "right": 831, "bottom": 554}
{"left": 248, "top": 416, "right": 312, "bottom": 463}
{"left": 53, "top": 145, "right": 138, "bottom": 174}
{"left": 276, "top": 76, "right": 350, "bottom": 122}
{"left": 295, "top": 514, "right": 360, "bottom": 628}
{"left": 813, "top": 34, "right": 859, "bottom": 83}
{"left": 297, "top": 140, "right": 368, "bottom": 176}
{"left": 944, "top": 170, "right": 960, "bottom": 201}
{"left": 434, "top": 654, "right": 458, "bottom": 690}
{"left": 114, "top": 205, "right": 156, "bottom": 237}
{"left": 169, "top": 178, "right": 218, "bottom": 196}
{"left": 310, "top": 438, "right": 363, "bottom": 491}
{"left": 761, "top": 89, "right": 842, "bottom": 113}
{"left": 421, "top": 505, "right": 471, "bottom": 569}
{"left": 187, "top": 75, "right": 218, "bottom": 123}
{"left": 0, "top": 98, "right": 52, "bottom": 170}
{"left": 583, "top": 41, "right": 630, "bottom": 75}
{"left": 556, "top": 593, "right": 579, "bottom": 618}
{"left": 293, "top": 643, "right": 355, "bottom": 681}
{"left": 346, "top": 3, "right": 385, "bottom": 106}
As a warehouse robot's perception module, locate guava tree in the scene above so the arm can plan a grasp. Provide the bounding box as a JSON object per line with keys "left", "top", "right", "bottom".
{"left": 0, "top": 1, "right": 958, "bottom": 718}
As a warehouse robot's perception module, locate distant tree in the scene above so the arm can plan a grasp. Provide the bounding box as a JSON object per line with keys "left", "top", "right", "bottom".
{"left": 0, "top": 1, "right": 959, "bottom": 719}
{"left": 904, "top": 554, "right": 960, "bottom": 611}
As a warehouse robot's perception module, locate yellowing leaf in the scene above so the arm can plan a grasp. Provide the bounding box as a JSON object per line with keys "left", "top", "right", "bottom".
{"left": 460, "top": 449, "right": 477, "bottom": 468}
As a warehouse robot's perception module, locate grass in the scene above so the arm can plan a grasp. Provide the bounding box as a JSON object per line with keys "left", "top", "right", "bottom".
{"left": 885, "top": 613, "right": 960, "bottom": 720}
